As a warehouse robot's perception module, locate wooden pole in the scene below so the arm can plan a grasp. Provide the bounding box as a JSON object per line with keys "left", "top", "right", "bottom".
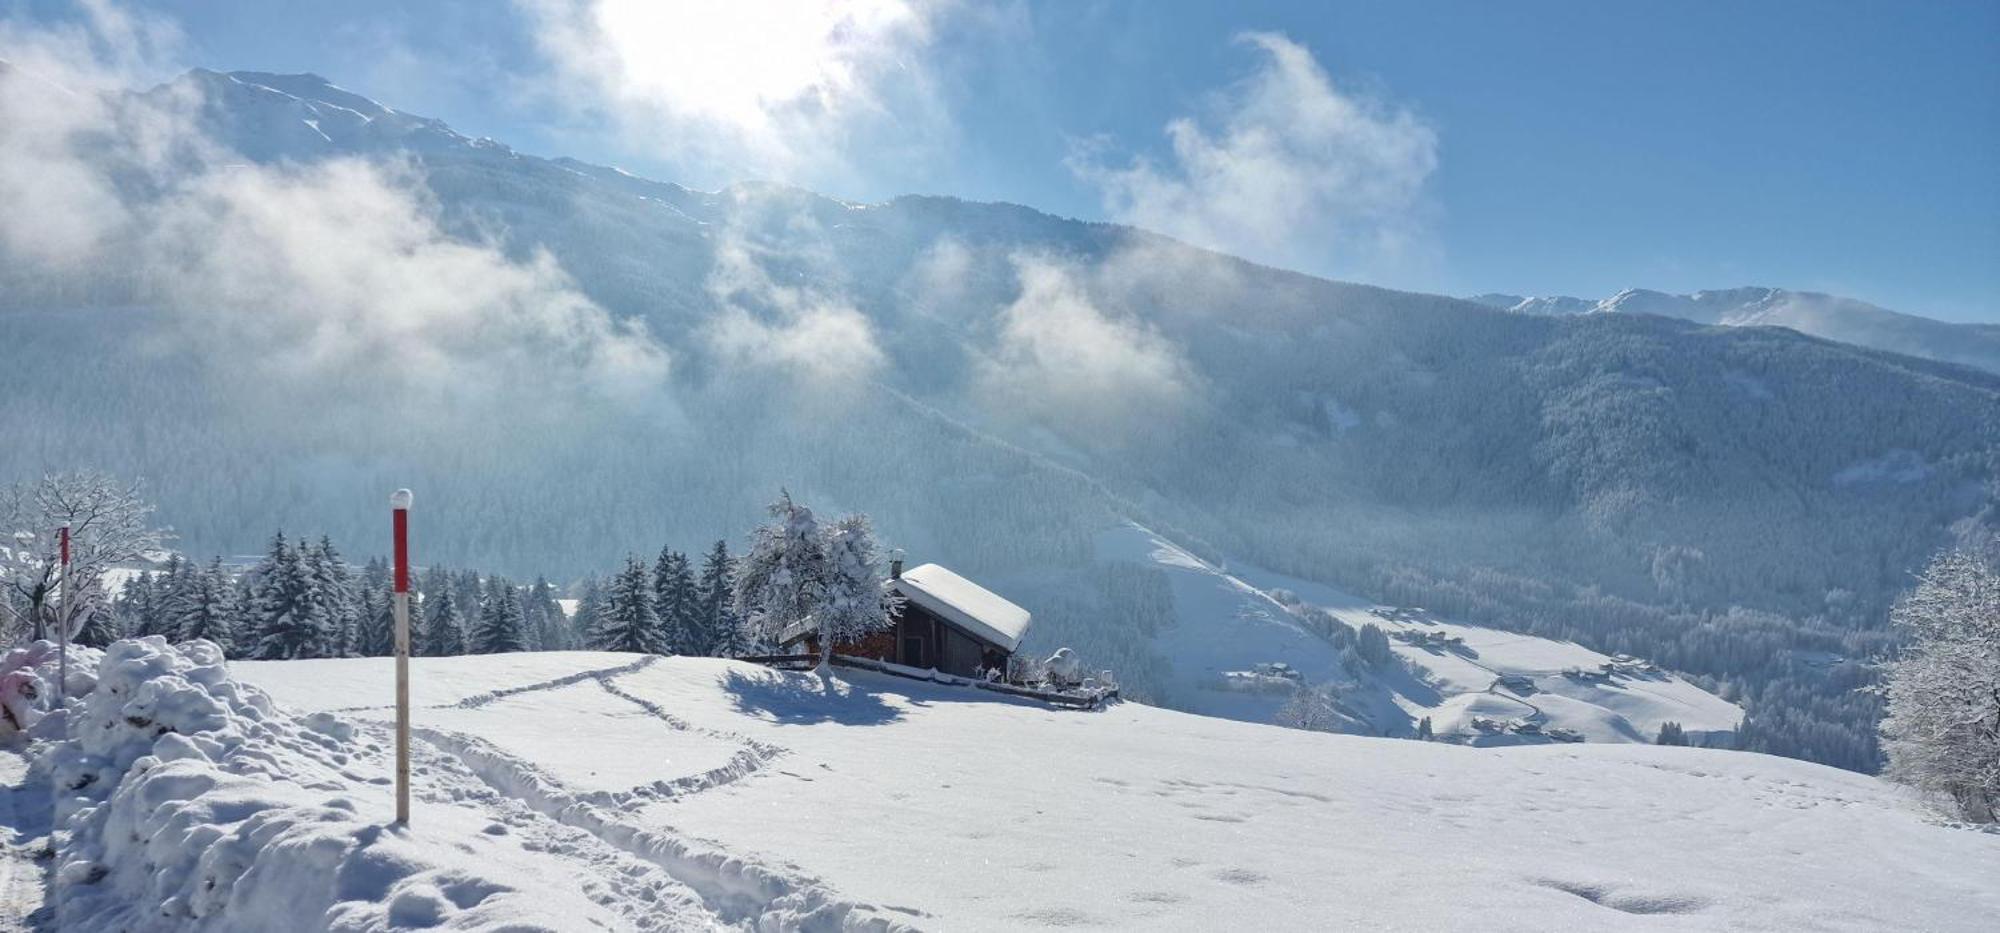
{"left": 391, "top": 489, "right": 413, "bottom": 826}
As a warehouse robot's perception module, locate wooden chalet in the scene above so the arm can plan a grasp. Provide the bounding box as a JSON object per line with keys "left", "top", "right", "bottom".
{"left": 780, "top": 559, "right": 1032, "bottom": 678}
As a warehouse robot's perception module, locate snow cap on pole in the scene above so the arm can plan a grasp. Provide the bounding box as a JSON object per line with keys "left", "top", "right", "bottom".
{"left": 390, "top": 488, "right": 414, "bottom": 510}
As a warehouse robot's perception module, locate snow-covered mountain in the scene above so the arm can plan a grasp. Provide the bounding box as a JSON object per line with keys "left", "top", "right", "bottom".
{"left": 4, "top": 67, "right": 1998, "bottom": 766}
{"left": 1470, "top": 287, "right": 2000, "bottom": 373}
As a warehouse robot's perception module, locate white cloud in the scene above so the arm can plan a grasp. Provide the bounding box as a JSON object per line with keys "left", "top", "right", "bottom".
{"left": 0, "top": 3, "right": 672, "bottom": 408}
{"left": 978, "top": 253, "right": 1195, "bottom": 444}
{"left": 1071, "top": 32, "right": 1439, "bottom": 283}
{"left": 146, "top": 159, "right": 671, "bottom": 404}
{"left": 701, "top": 228, "right": 885, "bottom": 391}
{"left": 517, "top": 0, "right": 951, "bottom": 187}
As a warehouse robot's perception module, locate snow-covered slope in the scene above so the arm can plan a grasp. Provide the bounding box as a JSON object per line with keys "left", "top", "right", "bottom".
{"left": 1096, "top": 523, "right": 1741, "bottom": 743}
{"left": 216, "top": 649, "right": 1996, "bottom": 931}
{"left": 1470, "top": 287, "right": 2000, "bottom": 373}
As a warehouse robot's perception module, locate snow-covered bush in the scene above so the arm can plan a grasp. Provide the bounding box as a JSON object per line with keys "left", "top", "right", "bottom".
{"left": 1043, "top": 647, "right": 1083, "bottom": 687}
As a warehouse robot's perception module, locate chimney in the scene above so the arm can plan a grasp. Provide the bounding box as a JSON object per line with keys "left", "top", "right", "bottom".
{"left": 890, "top": 548, "right": 905, "bottom": 579}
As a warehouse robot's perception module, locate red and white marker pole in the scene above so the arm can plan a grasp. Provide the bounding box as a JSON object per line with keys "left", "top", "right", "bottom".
{"left": 390, "top": 489, "right": 413, "bottom": 826}
{"left": 56, "top": 525, "right": 70, "bottom": 706}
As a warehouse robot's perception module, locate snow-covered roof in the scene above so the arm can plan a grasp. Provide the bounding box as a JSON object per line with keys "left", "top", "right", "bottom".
{"left": 894, "top": 563, "right": 1032, "bottom": 653}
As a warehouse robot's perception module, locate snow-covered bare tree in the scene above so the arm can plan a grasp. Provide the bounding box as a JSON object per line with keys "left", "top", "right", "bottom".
{"left": 1881, "top": 549, "right": 2000, "bottom": 822}
{"left": 1, "top": 471, "right": 169, "bottom": 642}
{"left": 815, "top": 514, "right": 899, "bottom": 671}
{"left": 734, "top": 491, "right": 829, "bottom": 655}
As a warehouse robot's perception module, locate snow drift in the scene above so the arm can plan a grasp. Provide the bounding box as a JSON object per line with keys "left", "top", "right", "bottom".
{"left": 31, "top": 637, "right": 625, "bottom": 931}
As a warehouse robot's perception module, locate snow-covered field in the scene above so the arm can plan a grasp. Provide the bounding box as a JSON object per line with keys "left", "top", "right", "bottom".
{"left": 1098, "top": 523, "right": 1742, "bottom": 743}
{"left": 207, "top": 649, "right": 2000, "bottom": 931}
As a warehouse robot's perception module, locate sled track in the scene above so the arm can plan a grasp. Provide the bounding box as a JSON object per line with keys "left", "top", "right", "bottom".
{"left": 414, "top": 727, "right": 917, "bottom": 931}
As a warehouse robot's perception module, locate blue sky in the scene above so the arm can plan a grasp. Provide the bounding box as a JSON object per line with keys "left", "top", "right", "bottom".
{"left": 20, "top": 0, "right": 2000, "bottom": 321}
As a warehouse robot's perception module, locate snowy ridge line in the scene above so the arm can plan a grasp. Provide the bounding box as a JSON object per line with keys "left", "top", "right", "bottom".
{"left": 413, "top": 726, "right": 916, "bottom": 932}
{"left": 452, "top": 654, "right": 662, "bottom": 709}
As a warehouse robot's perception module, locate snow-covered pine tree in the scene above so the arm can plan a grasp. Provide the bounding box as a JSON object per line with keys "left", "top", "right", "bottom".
{"left": 74, "top": 594, "right": 123, "bottom": 647}
{"left": 734, "top": 491, "right": 829, "bottom": 654}
{"left": 307, "top": 536, "right": 358, "bottom": 657}
{"left": 472, "top": 576, "right": 527, "bottom": 653}
{"left": 354, "top": 557, "right": 394, "bottom": 656}
{"left": 153, "top": 556, "right": 194, "bottom": 638}
{"left": 1356, "top": 623, "right": 1393, "bottom": 667}
{"left": 174, "top": 557, "right": 236, "bottom": 653}
{"left": 698, "top": 540, "right": 741, "bottom": 657}
{"left": 356, "top": 586, "right": 394, "bottom": 657}
{"left": 421, "top": 566, "right": 466, "bottom": 656}
{"left": 117, "top": 570, "right": 161, "bottom": 637}
{"left": 653, "top": 548, "right": 698, "bottom": 654}
{"left": 598, "top": 557, "right": 663, "bottom": 654}
{"left": 571, "top": 575, "right": 606, "bottom": 649}
{"left": 523, "top": 576, "right": 566, "bottom": 650}
{"left": 250, "top": 532, "right": 334, "bottom": 660}
{"left": 815, "top": 514, "right": 898, "bottom": 670}
{"left": 1881, "top": 549, "right": 2000, "bottom": 823}
{"left": 454, "top": 569, "right": 485, "bottom": 637}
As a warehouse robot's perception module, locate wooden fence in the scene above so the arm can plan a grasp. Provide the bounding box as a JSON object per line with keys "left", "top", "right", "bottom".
{"left": 738, "top": 653, "right": 1118, "bottom": 710}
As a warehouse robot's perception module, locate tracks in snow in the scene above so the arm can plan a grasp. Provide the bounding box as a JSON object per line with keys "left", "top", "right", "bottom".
{"left": 404, "top": 656, "right": 909, "bottom": 930}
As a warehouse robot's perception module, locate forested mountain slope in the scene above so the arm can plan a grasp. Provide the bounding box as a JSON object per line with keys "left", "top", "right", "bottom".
{"left": 3, "top": 69, "right": 1996, "bottom": 768}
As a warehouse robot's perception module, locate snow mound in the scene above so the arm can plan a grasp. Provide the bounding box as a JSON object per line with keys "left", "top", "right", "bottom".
{"left": 32, "top": 637, "right": 624, "bottom": 931}
{"left": 0, "top": 639, "right": 102, "bottom": 736}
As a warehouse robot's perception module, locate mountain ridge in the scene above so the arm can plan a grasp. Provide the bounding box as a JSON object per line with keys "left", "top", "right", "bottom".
{"left": 1469, "top": 287, "right": 1999, "bottom": 373}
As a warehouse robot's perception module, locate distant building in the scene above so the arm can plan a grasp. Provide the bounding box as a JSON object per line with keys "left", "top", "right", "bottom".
{"left": 780, "top": 561, "right": 1032, "bottom": 678}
